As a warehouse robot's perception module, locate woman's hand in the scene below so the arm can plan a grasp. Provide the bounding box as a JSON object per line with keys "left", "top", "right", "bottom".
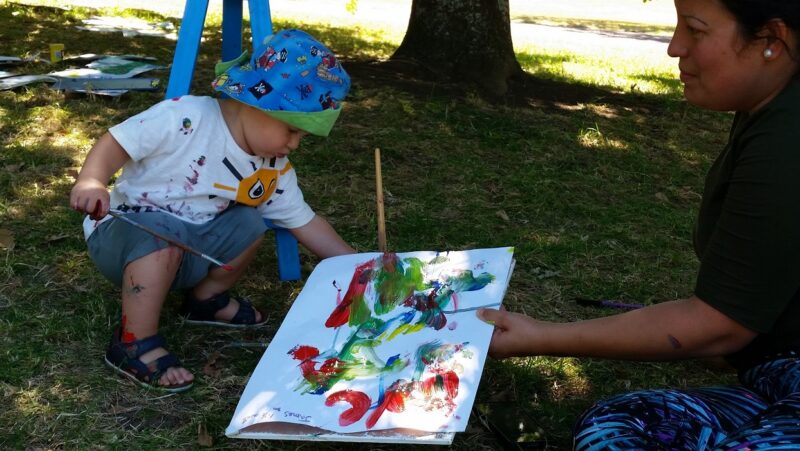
{"left": 478, "top": 297, "right": 757, "bottom": 362}
{"left": 477, "top": 308, "right": 543, "bottom": 359}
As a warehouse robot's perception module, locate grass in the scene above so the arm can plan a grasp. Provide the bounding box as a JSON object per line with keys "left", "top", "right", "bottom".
{"left": 0, "top": 1, "right": 738, "bottom": 449}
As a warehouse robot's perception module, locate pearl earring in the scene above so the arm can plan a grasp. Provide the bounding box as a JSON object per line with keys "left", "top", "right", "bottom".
{"left": 764, "top": 48, "right": 774, "bottom": 59}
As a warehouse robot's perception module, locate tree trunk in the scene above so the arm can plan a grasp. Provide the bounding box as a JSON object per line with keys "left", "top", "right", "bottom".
{"left": 391, "top": 0, "right": 522, "bottom": 96}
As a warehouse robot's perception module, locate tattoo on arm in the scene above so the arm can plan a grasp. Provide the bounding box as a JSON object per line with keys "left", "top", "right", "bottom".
{"left": 667, "top": 334, "right": 682, "bottom": 350}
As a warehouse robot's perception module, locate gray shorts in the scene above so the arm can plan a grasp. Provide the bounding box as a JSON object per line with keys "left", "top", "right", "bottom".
{"left": 87, "top": 205, "right": 267, "bottom": 289}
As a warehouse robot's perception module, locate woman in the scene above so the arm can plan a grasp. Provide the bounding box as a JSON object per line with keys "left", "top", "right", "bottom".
{"left": 478, "top": 0, "right": 800, "bottom": 448}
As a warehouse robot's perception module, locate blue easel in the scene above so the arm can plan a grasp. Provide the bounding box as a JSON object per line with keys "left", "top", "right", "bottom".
{"left": 165, "top": 0, "right": 302, "bottom": 281}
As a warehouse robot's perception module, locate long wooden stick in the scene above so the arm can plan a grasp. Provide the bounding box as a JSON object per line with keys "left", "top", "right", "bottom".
{"left": 108, "top": 210, "right": 234, "bottom": 271}
{"left": 374, "top": 148, "right": 387, "bottom": 252}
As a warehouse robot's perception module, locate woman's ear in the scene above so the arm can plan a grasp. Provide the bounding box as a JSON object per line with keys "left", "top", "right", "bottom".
{"left": 759, "top": 19, "right": 793, "bottom": 60}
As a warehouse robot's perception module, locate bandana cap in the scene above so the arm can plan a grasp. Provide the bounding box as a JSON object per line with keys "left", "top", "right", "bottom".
{"left": 212, "top": 29, "right": 350, "bottom": 136}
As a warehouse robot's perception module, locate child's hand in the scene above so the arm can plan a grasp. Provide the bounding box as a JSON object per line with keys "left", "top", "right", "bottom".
{"left": 290, "top": 215, "right": 356, "bottom": 258}
{"left": 70, "top": 178, "right": 110, "bottom": 220}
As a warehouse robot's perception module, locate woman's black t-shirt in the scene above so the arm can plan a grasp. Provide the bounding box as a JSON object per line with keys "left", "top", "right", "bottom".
{"left": 694, "top": 80, "right": 800, "bottom": 370}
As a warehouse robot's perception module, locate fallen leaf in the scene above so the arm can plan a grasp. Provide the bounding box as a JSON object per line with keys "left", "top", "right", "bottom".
{"left": 655, "top": 192, "right": 669, "bottom": 203}
{"left": 197, "top": 423, "right": 213, "bottom": 447}
{"left": 537, "top": 270, "right": 560, "bottom": 279}
{"left": 110, "top": 404, "right": 140, "bottom": 415}
{"left": 0, "top": 229, "right": 15, "bottom": 250}
{"left": 46, "top": 233, "right": 71, "bottom": 243}
{"left": 496, "top": 210, "right": 510, "bottom": 222}
{"left": 202, "top": 351, "right": 222, "bottom": 378}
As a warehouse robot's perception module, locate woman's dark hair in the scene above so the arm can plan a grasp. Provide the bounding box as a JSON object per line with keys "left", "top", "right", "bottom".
{"left": 720, "top": 1, "right": 800, "bottom": 44}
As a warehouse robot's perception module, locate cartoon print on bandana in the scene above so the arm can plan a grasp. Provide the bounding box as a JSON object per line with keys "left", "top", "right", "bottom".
{"left": 179, "top": 117, "right": 194, "bottom": 135}
{"left": 296, "top": 83, "right": 313, "bottom": 100}
{"left": 212, "top": 157, "right": 292, "bottom": 207}
{"left": 211, "top": 73, "right": 229, "bottom": 89}
{"left": 319, "top": 91, "right": 337, "bottom": 110}
{"left": 227, "top": 83, "right": 245, "bottom": 95}
{"left": 256, "top": 46, "right": 288, "bottom": 71}
{"left": 248, "top": 80, "right": 273, "bottom": 99}
{"left": 321, "top": 53, "right": 338, "bottom": 69}
{"left": 211, "top": 74, "right": 244, "bottom": 95}
{"left": 316, "top": 63, "right": 344, "bottom": 85}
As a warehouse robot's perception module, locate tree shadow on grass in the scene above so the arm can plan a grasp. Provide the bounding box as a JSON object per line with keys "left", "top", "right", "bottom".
{"left": 344, "top": 56, "right": 682, "bottom": 117}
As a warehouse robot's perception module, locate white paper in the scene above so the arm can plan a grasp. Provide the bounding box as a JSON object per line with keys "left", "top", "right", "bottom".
{"left": 227, "top": 247, "right": 515, "bottom": 441}
{"left": 0, "top": 75, "right": 55, "bottom": 90}
{"left": 48, "top": 56, "right": 163, "bottom": 96}
{"left": 50, "top": 56, "right": 163, "bottom": 79}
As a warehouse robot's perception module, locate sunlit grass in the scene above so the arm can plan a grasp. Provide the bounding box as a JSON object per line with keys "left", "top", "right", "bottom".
{"left": 517, "top": 46, "right": 681, "bottom": 97}
{"left": 513, "top": 15, "right": 675, "bottom": 36}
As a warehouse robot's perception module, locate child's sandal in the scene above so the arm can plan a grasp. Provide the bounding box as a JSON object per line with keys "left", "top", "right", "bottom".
{"left": 104, "top": 330, "right": 193, "bottom": 393}
{"left": 181, "top": 291, "right": 267, "bottom": 328}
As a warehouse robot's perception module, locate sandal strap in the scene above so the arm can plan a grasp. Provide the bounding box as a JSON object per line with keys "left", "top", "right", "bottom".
{"left": 145, "top": 353, "right": 182, "bottom": 383}
{"left": 106, "top": 332, "right": 183, "bottom": 385}
{"left": 182, "top": 291, "right": 262, "bottom": 325}
{"left": 118, "top": 333, "right": 166, "bottom": 359}
{"left": 230, "top": 297, "right": 257, "bottom": 324}
{"left": 182, "top": 291, "right": 232, "bottom": 321}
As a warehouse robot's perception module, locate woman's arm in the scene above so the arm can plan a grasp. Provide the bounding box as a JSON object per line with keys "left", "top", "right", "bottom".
{"left": 478, "top": 295, "right": 757, "bottom": 360}
{"left": 290, "top": 214, "right": 355, "bottom": 258}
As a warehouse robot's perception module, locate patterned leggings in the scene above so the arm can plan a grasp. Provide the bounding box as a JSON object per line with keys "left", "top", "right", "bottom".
{"left": 573, "top": 356, "right": 800, "bottom": 450}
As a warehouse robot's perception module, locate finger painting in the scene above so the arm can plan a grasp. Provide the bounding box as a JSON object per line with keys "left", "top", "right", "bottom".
{"left": 227, "top": 247, "right": 514, "bottom": 442}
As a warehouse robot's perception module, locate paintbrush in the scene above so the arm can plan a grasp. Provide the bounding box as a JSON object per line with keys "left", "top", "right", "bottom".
{"left": 107, "top": 210, "right": 234, "bottom": 271}
{"left": 375, "top": 147, "right": 387, "bottom": 252}
{"left": 575, "top": 297, "right": 644, "bottom": 310}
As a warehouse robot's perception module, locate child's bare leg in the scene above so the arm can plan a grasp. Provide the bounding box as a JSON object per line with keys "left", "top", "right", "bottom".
{"left": 121, "top": 246, "right": 194, "bottom": 387}
{"left": 189, "top": 235, "right": 264, "bottom": 322}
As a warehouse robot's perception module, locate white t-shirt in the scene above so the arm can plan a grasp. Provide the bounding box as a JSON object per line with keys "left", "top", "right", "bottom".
{"left": 82, "top": 95, "right": 314, "bottom": 239}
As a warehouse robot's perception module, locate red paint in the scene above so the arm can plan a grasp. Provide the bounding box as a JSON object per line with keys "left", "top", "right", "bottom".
{"left": 429, "top": 311, "right": 447, "bottom": 330}
{"left": 366, "top": 386, "right": 406, "bottom": 429}
{"left": 324, "top": 259, "right": 376, "bottom": 328}
{"left": 421, "top": 371, "right": 459, "bottom": 399}
{"left": 289, "top": 345, "right": 319, "bottom": 360}
{"left": 221, "top": 264, "right": 234, "bottom": 272}
{"left": 318, "top": 358, "right": 344, "bottom": 375}
{"left": 120, "top": 315, "right": 137, "bottom": 343}
{"left": 325, "top": 390, "right": 371, "bottom": 426}
{"left": 324, "top": 302, "right": 350, "bottom": 328}
{"left": 289, "top": 346, "right": 346, "bottom": 391}
{"left": 442, "top": 370, "right": 459, "bottom": 399}
{"left": 186, "top": 168, "right": 199, "bottom": 185}
{"left": 88, "top": 199, "right": 103, "bottom": 220}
